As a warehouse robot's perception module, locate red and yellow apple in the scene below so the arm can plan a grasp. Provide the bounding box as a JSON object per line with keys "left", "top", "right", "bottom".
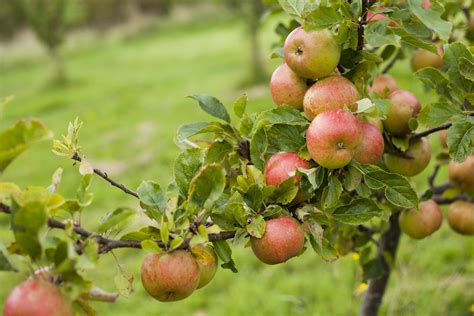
{"left": 448, "top": 155, "right": 474, "bottom": 194}
{"left": 384, "top": 137, "right": 431, "bottom": 177}
{"left": 265, "top": 152, "right": 309, "bottom": 186}
{"left": 368, "top": 74, "right": 399, "bottom": 98}
{"left": 399, "top": 199, "right": 442, "bottom": 239}
{"left": 191, "top": 244, "right": 218, "bottom": 289}
{"left": 354, "top": 123, "right": 385, "bottom": 164}
{"left": 270, "top": 63, "right": 308, "bottom": 110}
{"left": 411, "top": 46, "right": 444, "bottom": 72}
{"left": 384, "top": 90, "right": 421, "bottom": 135}
{"left": 447, "top": 201, "right": 474, "bottom": 235}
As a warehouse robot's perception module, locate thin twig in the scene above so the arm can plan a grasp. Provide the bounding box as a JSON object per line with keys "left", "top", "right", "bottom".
{"left": 357, "top": 0, "right": 369, "bottom": 51}
{"left": 410, "top": 123, "right": 451, "bottom": 139}
{"left": 428, "top": 164, "right": 441, "bottom": 188}
{"left": 382, "top": 50, "right": 401, "bottom": 74}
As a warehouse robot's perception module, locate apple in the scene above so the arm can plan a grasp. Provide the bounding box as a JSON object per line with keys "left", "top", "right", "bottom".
{"left": 368, "top": 74, "right": 399, "bottom": 98}
{"left": 265, "top": 152, "right": 309, "bottom": 186}
{"left": 270, "top": 63, "right": 308, "bottom": 110}
{"left": 303, "top": 75, "right": 360, "bottom": 120}
{"left": 399, "top": 199, "right": 442, "bottom": 239}
{"left": 366, "top": 7, "right": 397, "bottom": 26}
{"left": 191, "top": 244, "right": 218, "bottom": 289}
{"left": 422, "top": 0, "right": 431, "bottom": 9}
{"left": 439, "top": 129, "right": 448, "bottom": 148}
{"left": 448, "top": 155, "right": 474, "bottom": 194}
{"left": 284, "top": 27, "right": 341, "bottom": 79}
{"left": 448, "top": 201, "right": 474, "bottom": 235}
{"left": 354, "top": 123, "right": 385, "bottom": 164}
{"left": 141, "top": 250, "right": 200, "bottom": 302}
{"left": 411, "top": 47, "right": 444, "bottom": 72}
{"left": 357, "top": 115, "right": 384, "bottom": 133}
{"left": 4, "top": 279, "right": 73, "bottom": 316}
{"left": 306, "top": 109, "right": 362, "bottom": 169}
{"left": 251, "top": 216, "right": 304, "bottom": 264}
{"left": 383, "top": 90, "right": 421, "bottom": 135}
{"left": 384, "top": 137, "right": 431, "bottom": 177}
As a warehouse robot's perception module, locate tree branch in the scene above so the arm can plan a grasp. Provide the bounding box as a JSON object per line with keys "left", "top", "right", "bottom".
{"left": 382, "top": 50, "right": 401, "bottom": 74}
{"left": 410, "top": 122, "right": 451, "bottom": 139}
{"left": 357, "top": 0, "right": 369, "bottom": 51}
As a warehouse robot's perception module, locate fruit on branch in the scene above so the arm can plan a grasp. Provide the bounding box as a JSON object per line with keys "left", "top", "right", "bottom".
{"left": 448, "top": 155, "right": 474, "bottom": 194}
{"left": 141, "top": 250, "right": 200, "bottom": 302}
{"left": 411, "top": 47, "right": 444, "bottom": 72}
{"left": 354, "top": 123, "right": 385, "bottom": 164}
{"left": 447, "top": 201, "right": 474, "bottom": 235}
{"left": 357, "top": 115, "right": 384, "bottom": 133}
{"left": 265, "top": 152, "right": 309, "bottom": 186}
{"left": 422, "top": 0, "right": 431, "bottom": 9}
{"left": 303, "top": 75, "right": 360, "bottom": 120}
{"left": 383, "top": 90, "right": 421, "bottom": 135}
{"left": 306, "top": 109, "right": 362, "bottom": 169}
{"left": 284, "top": 27, "right": 341, "bottom": 79}
{"left": 366, "top": 7, "right": 397, "bottom": 27}
{"left": 384, "top": 137, "right": 431, "bottom": 177}
{"left": 191, "top": 244, "right": 218, "bottom": 289}
{"left": 439, "top": 129, "right": 448, "bottom": 148}
{"left": 251, "top": 216, "right": 304, "bottom": 265}
{"left": 368, "top": 74, "right": 399, "bottom": 98}
{"left": 399, "top": 199, "right": 443, "bottom": 239}
{"left": 270, "top": 63, "right": 308, "bottom": 110}
{"left": 3, "top": 279, "right": 73, "bottom": 316}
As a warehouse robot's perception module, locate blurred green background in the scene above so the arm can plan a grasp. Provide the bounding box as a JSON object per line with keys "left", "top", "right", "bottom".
{"left": 0, "top": 1, "right": 473, "bottom": 315}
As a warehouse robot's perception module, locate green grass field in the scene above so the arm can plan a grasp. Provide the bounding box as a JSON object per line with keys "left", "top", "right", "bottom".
{"left": 1, "top": 16, "right": 473, "bottom": 316}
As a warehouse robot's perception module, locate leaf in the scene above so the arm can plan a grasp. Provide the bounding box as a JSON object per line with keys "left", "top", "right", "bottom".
{"left": 417, "top": 102, "right": 462, "bottom": 128}
{"left": 365, "top": 21, "right": 400, "bottom": 48}
{"left": 362, "top": 258, "right": 383, "bottom": 282}
{"left": 188, "top": 94, "right": 230, "bottom": 123}
{"left": 246, "top": 215, "right": 266, "bottom": 238}
{"left": 343, "top": 164, "right": 362, "bottom": 191}
{"left": 47, "top": 168, "right": 63, "bottom": 194}
{"left": 160, "top": 221, "right": 169, "bottom": 246}
{"left": 415, "top": 68, "right": 452, "bottom": 101}
{"left": 0, "top": 242, "right": 16, "bottom": 271}
{"left": 114, "top": 265, "right": 134, "bottom": 298}
{"left": 137, "top": 181, "right": 167, "bottom": 219}
{"left": 79, "top": 157, "right": 94, "bottom": 175}
{"left": 459, "top": 57, "right": 474, "bottom": 82}
{"left": 278, "top": 0, "right": 305, "bottom": 19}
{"left": 205, "top": 141, "right": 233, "bottom": 164}
{"left": 408, "top": 0, "right": 452, "bottom": 41}
{"left": 140, "top": 240, "right": 162, "bottom": 253}
{"left": 271, "top": 178, "right": 299, "bottom": 205}
{"left": 212, "top": 240, "right": 232, "bottom": 263}
{"left": 188, "top": 164, "right": 226, "bottom": 209}
{"left": 298, "top": 167, "right": 325, "bottom": 190}
{"left": 323, "top": 175, "right": 343, "bottom": 209}
{"left": 98, "top": 207, "right": 137, "bottom": 233}
{"left": 170, "top": 237, "right": 184, "bottom": 250}
{"left": 306, "top": 6, "right": 343, "bottom": 30}
{"left": 174, "top": 148, "right": 203, "bottom": 196}
{"left": 0, "top": 182, "right": 21, "bottom": 203}
{"left": 444, "top": 43, "right": 473, "bottom": 94}
{"left": 233, "top": 94, "right": 248, "bottom": 118}
{"left": 447, "top": 115, "right": 474, "bottom": 162}
{"left": 333, "top": 198, "right": 382, "bottom": 225}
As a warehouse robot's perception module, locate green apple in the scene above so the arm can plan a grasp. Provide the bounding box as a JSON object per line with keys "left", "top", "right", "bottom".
{"left": 399, "top": 199, "right": 442, "bottom": 239}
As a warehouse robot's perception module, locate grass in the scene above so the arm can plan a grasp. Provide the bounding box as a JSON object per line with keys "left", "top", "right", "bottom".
{"left": 1, "top": 15, "right": 473, "bottom": 316}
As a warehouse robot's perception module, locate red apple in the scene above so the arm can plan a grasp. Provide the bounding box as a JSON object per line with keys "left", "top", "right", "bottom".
{"left": 270, "top": 63, "right": 308, "bottom": 110}
{"left": 399, "top": 199, "right": 443, "bottom": 239}
{"left": 384, "top": 90, "right": 421, "bottom": 135}
{"left": 354, "top": 123, "right": 385, "bottom": 164}
{"left": 422, "top": 0, "right": 431, "bottom": 9}
{"left": 366, "top": 6, "right": 397, "bottom": 26}
{"left": 141, "top": 250, "right": 200, "bottom": 302}
{"left": 265, "top": 152, "right": 309, "bottom": 186}
{"left": 303, "top": 75, "right": 360, "bottom": 120}
{"left": 448, "top": 155, "right": 474, "bottom": 194}
{"left": 411, "top": 46, "right": 444, "bottom": 72}
{"left": 191, "top": 244, "right": 218, "bottom": 289}
{"left": 251, "top": 216, "right": 304, "bottom": 264}
{"left": 368, "top": 74, "right": 399, "bottom": 98}
{"left": 4, "top": 279, "right": 73, "bottom": 316}
{"left": 306, "top": 109, "right": 362, "bottom": 169}
{"left": 384, "top": 137, "right": 431, "bottom": 177}
{"left": 284, "top": 27, "right": 341, "bottom": 79}
{"left": 448, "top": 201, "right": 474, "bottom": 235}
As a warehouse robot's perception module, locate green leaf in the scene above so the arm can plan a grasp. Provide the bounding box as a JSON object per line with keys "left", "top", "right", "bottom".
{"left": 205, "top": 141, "right": 233, "bottom": 164}
{"left": 174, "top": 148, "right": 203, "bottom": 196}
{"left": 189, "top": 164, "right": 226, "bottom": 209}
{"left": 444, "top": 43, "right": 473, "bottom": 93}
{"left": 447, "top": 115, "right": 474, "bottom": 162}
{"left": 298, "top": 167, "right": 325, "bottom": 190}
{"left": 271, "top": 178, "right": 299, "bottom": 205}
{"left": 459, "top": 57, "right": 474, "bottom": 82}
{"left": 362, "top": 258, "right": 383, "bottom": 282}
{"left": 408, "top": 0, "right": 452, "bottom": 41}
{"left": 141, "top": 240, "right": 162, "bottom": 253}
{"left": 278, "top": 0, "right": 305, "bottom": 19}
{"left": 0, "top": 242, "right": 16, "bottom": 271}
{"left": 306, "top": 6, "right": 343, "bottom": 30}
{"left": 343, "top": 164, "right": 362, "bottom": 191}
{"left": 233, "top": 94, "right": 248, "bottom": 118}
{"left": 98, "top": 208, "right": 137, "bottom": 233}
{"left": 246, "top": 215, "right": 266, "bottom": 238}
{"left": 323, "top": 175, "right": 343, "bottom": 209}
{"left": 170, "top": 237, "right": 184, "bottom": 250}
{"left": 417, "top": 102, "right": 462, "bottom": 128}
{"left": 212, "top": 240, "right": 232, "bottom": 263}
{"left": 365, "top": 21, "right": 400, "bottom": 48}
{"left": 188, "top": 94, "right": 230, "bottom": 123}
{"left": 137, "top": 181, "right": 167, "bottom": 218}
{"left": 415, "top": 68, "right": 452, "bottom": 101}
{"left": 114, "top": 265, "right": 134, "bottom": 298}
{"left": 160, "top": 221, "right": 169, "bottom": 246}
{"left": 333, "top": 198, "right": 382, "bottom": 225}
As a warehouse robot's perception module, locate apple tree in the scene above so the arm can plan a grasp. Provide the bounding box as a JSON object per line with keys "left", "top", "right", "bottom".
{"left": 1, "top": 1, "right": 473, "bottom": 315}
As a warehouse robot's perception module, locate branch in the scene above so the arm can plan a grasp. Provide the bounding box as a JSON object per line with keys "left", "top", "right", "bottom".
{"left": 382, "top": 50, "right": 401, "bottom": 74}
{"left": 357, "top": 0, "right": 369, "bottom": 51}
{"left": 428, "top": 164, "right": 441, "bottom": 188}
{"left": 85, "top": 286, "right": 119, "bottom": 303}
{"left": 71, "top": 153, "right": 139, "bottom": 199}
{"left": 410, "top": 122, "right": 451, "bottom": 139}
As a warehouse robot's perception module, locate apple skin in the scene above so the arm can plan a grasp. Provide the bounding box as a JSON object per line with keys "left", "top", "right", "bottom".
{"left": 439, "top": 129, "right": 448, "bottom": 148}
{"left": 384, "top": 90, "right": 421, "bottom": 135}
{"left": 270, "top": 63, "right": 308, "bottom": 110}
{"left": 357, "top": 115, "right": 384, "bottom": 133}
{"left": 384, "top": 137, "right": 431, "bottom": 177}
{"left": 265, "top": 152, "right": 309, "bottom": 186}
{"left": 141, "top": 250, "right": 200, "bottom": 302}
{"left": 284, "top": 27, "right": 341, "bottom": 79}
{"left": 422, "top": 0, "right": 431, "bottom": 9}
{"left": 368, "top": 74, "right": 399, "bottom": 98}
{"left": 399, "top": 199, "right": 443, "bottom": 239}
{"left": 251, "top": 216, "right": 305, "bottom": 265}
{"left": 354, "top": 123, "right": 385, "bottom": 164}
{"left": 448, "top": 155, "right": 474, "bottom": 194}
{"left": 448, "top": 201, "right": 474, "bottom": 235}
{"left": 3, "top": 279, "right": 73, "bottom": 316}
{"left": 191, "top": 244, "right": 218, "bottom": 289}
{"left": 303, "top": 75, "right": 360, "bottom": 120}
{"left": 411, "top": 47, "right": 444, "bottom": 72}
{"left": 306, "top": 109, "right": 362, "bottom": 169}
{"left": 366, "top": 7, "right": 397, "bottom": 26}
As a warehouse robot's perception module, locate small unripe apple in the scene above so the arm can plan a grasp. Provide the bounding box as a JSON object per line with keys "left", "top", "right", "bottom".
{"left": 251, "top": 216, "right": 305, "bottom": 265}
{"left": 303, "top": 75, "right": 360, "bottom": 120}
{"left": 411, "top": 47, "right": 444, "bottom": 72}
{"left": 191, "top": 244, "right": 218, "bottom": 289}
{"left": 284, "top": 27, "right": 341, "bottom": 79}
{"left": 270, "top": 63, "right": 308, "bottom": 110}
{"left": 265, "top": 152, "right": 309, "bottom": 186}
{"left": 384, "top": 90, "right": 421, "bottom": 135}
{"left": 4, "top": 279, "right": 73, "bottom": 316}
{"left": 448, "top": 201, "right": 474, "bottom": 235}
{"left": 354, "top": 123, "right": 385, "bottom": 164}
{"left": 141, "top": 250, "right": 200, "bottom": 302}
{"left": 422, "top": 0, "right": 431, "bottom": 9}
{"left": 384, "top": 137, "right": 431, "bottom": 177}
{"left": 357, "top": 115, "right": 384, "bottom": 133}
{"left": 306, "top": 109, "right": 362, "bottom": 169}
{"left": 399, "top": 199, "right": 443, "bottom": 239}
{"left": 448, "top": 155, "right": 474, "bottom": 194}
{"left": 368, "top": 74, "right": 399, "bottom": 98}
{"left": 439, "top": 129, "right": 448, "bottom": 148}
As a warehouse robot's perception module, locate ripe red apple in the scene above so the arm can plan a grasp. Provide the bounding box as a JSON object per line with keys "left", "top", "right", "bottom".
{"left": 384, "top": 137, "right": 431, "bottom": 177}
{"left": 191, "top": 244, "right": 218, "bottom": 289}
{"left": 303, "top": 75, "right": 360, "bottom": 120}
{"left": 284, "top": 27, "right": 341, "bottom": 79}
{"left": 306, "top": 109, "right": 362, "bottom": 169}
{"left": 448, "top": 201, "right": 474, "bottom": 235}
{"left": 448, "top": 155, "right": 474, "bottom": 194}
{"left": 411, "top": 47, "right": 444, "bottom": 72}
{"left": 383, "top": 90, "right": 421, "bottom": 135}
{"left": 270, "top": 63, "right": 308, "bottom": 110}
{"left": 399, "top": 199, "right": 443, "bottom": 239}
{"left": 4, "top": 279, "right": 73, "bottom": 316}
{"left": 251, "top": 216, "right": 304, "bottom": 265}
{"left": 141, "top": 250, "right": 200, "bottom": 302}
{"left": 368, "top": 74, "right": 399, "bottom": 98}
{"left": 265, "top": 152, "right": 309, "bottom": 186}
{"left": 354, "top": 123, "right": 385, "bottom": 164}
